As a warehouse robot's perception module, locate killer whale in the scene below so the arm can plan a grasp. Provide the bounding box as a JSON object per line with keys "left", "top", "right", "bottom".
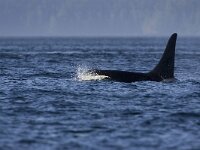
{"left": 88, "top": 33, "right": 177, "bottom": 83}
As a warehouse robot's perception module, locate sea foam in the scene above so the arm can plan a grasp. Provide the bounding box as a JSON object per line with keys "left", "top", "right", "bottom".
{"left": 76, "top": 67, "right": 108, "bottom": 81}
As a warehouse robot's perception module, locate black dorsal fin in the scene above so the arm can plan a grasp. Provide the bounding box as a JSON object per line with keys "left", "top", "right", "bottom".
{"left": 150, "top": 33, "right": 177, "bottom": 79}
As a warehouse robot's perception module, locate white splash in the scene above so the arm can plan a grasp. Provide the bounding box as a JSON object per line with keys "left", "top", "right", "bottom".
{"left": 76, "top": 67, "right": 109, "bottom": 81}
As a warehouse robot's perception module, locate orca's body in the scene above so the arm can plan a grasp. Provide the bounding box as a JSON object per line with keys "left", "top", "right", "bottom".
{"left": 89, "top": 33, "right": 177, "bottom": 83}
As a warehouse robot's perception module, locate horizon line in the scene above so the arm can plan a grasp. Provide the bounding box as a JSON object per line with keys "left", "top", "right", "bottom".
{"left": 0, "top": 34, "right": 200, "bottom": 39}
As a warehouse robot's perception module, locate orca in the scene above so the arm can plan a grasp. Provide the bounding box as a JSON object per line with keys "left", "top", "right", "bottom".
{"left": 88, "top": 33, "right": 177, "bottom": 83}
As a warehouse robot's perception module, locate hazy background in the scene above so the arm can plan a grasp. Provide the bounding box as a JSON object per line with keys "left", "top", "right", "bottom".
{"left": 0, "top": 0, "right": 200, "bottom": 37}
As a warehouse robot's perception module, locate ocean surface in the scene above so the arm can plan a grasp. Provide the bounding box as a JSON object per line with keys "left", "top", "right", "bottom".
{"left": 0, "top": 37, "right": 200, "bottom": 150}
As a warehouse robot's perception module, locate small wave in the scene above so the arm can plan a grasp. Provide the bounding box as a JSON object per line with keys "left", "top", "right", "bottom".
{"left": 76, "top": 67, "right": 109, "bottom": 81}
{"left": 0, "top": 53, "right": 22, "bottom": 59}
{"left": 170, "top": 112, "right": 200, "bottom": 118}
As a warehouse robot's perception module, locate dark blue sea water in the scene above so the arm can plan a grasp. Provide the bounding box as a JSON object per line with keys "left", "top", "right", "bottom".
{"left": 0, "top": 37, "right": 200, "bottom": 150}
